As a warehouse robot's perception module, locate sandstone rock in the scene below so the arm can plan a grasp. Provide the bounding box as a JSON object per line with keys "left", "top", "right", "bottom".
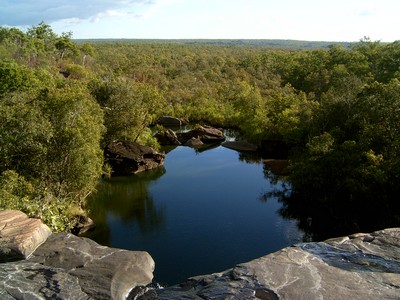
{"left": 156, "top": 116, "right": 188, "bottom": 127}
{"left": 154, "top": 129, "right": 181, "bottom": 145}
{"left": 152, "top": 228, "right": 400, "bottom": 299}
{"left": 0, "top": 210, "right": 51, "bottom": 262}
{"left": 177, "top": 125, "right": 225, "bottom": 145}
{"left": 184, "top": 137, "right": 204, "bottom": 147}
{"left": 105, "top": 141, "right": 165, "bottom": 176}
{"left": 0, "top": 233, "right": 155, "bottom": 300}
{"left": 221, "top": 140, "right": 258, "bottom": 152}
{"left": 0, "top": 261, "right": 89, "bottom": 300}
{"left": 71, "top": 215, "right": 96, "bottom": 235}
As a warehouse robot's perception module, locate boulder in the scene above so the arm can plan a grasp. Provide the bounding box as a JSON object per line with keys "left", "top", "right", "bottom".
{"left": 177, "top": 125, "right": 225, "bottom": 145}
{"left": 151, "top": 228, "right": 400, "bottom": 299}
{"left": 221, "top": 140, "right": 258, "bottom": 152}
{"left": 156, "top": 116, "right": 188, "bottom": 127}
{"left": 0, "top": 210, "right": 51, "bottom": 262}
{"left": 104, "top": 141, "right": 165, "bottom": 176}
{"left": 184, "top": 137, "right": 204, "bottom": 147}
{"left": 0, "top": 233, "right": 155, "bottom": 300}
{"left": 154, "top": 129, "right": 181, "bottom": 145}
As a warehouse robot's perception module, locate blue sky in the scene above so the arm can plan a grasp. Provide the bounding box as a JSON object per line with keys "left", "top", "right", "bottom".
{"left": 1, "top": 0, "right": 399, "bottom": 41}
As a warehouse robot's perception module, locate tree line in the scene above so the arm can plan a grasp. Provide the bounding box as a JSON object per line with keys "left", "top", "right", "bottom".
{"left": 1, "top": 23, "right": 399, "bottom": 232}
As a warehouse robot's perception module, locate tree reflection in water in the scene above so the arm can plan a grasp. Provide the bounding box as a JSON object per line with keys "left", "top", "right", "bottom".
{"left": 262, "top": 162, "right": 400, "bottom": 242}
{"left": 84, "top": 167, "right": 166, "bottom": 246}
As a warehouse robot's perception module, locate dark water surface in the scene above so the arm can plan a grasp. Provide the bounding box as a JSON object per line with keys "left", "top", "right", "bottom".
{"left": 85, "top": 146, "right": 304, "bottom": 286}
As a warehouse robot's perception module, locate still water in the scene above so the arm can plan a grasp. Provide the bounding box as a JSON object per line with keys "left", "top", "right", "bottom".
{"left": 85, "top": 145, "right": 304, "bottom": 286}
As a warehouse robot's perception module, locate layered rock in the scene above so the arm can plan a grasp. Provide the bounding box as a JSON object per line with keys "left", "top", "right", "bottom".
{"left": 221, "top": 140, "right": 258, "bottom": 152}
{"left": 154, "top": 129, "right": 181, "bottom": 146}
{"left": 0, "top": 210, "right": 51, "bottom": 261}
{"left": 177, "top": 125, "right": 225, "bottom": 145}
{"left": 150, "top": 228, "right": 400, "bottom": 299}
{"left": 104, "top": 141, "right": 165, "bottom": 176}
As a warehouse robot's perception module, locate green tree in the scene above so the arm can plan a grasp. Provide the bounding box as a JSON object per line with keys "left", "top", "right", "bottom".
{"left": 55, "top": 31, "right": 79, "bottom": 60}
{"left": 90, "top": 77, "right": 166, "bottom": 146}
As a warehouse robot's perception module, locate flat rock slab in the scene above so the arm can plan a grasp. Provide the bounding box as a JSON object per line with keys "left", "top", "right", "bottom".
{"left": 0, "top": 210, "right": 51, "bottom": 261}
{"left": 104, "top": 140, "right": 165, "bottom": 176}
{"left": 0, "top": 233, "right": 155, "bottom": 300}
{"left": 153, "top": 228, "right": 400, "bottom": 299}
{"left": 222, "top": 140, "right": 258, "bottom": 152}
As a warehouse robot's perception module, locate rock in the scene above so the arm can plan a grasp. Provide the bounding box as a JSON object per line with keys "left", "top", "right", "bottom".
{"left": 151, "top": 228, "right": 400, "bottom": 299}
{"left": 0, "top": 233, "right": 155, "bottom": 300}
{"left": 177, "top": 125, "right": 225, "bottom": 145}
{"left": 221, "top": 140, "right": 258, "bottom": 152}
{"left": 154, "top": 129, "right": 181, "bottom": 145}
{"left": 71, "top": 215, "right": 96, "bottom": 235}
{"left": 156, "top": 116, "right": 188, "bottom": 127}
{"left": 104, "top": 140, "right": 165, "bottom": 176}
{"left": 184, "top": 137, "right": 204, "bottom": 147}
{"left": 0, "top": 210, "right": 51, "bottom": 262}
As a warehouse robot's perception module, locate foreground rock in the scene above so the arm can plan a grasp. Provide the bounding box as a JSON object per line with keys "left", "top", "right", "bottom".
{"left": 0, "top": 211, "right": 155, "bottom": 300}
{"left": 149, "top": 228, "right": 400, "bottom": 299}
{"left": 0, "top": 210, "right": 51, "bottom": 261}
{"left": 177, "top": 125, "right": 225, "bottom": 145}
{"left": 105, "top": 141, "right": 165, "bottom": 176}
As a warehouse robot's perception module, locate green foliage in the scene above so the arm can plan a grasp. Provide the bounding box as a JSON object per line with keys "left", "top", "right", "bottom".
{"left": 89, "top": 76, "right": 166, "bottom": 145}
{"left": 0, "top": 170, "right": 77, "bottom": 232}
{"left": 0, "top": 61, "right": 33, "bottom": 95}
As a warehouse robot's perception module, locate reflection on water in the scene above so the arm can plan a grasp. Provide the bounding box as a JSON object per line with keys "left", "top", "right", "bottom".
{"left": 262, "top": 163, "right": 400, "bottom": 242}
{"left": 85, "top": 168, "right": 166, "bottom": 246}
{"left": 85, "top": 146, "right": 304, "bottom": 286}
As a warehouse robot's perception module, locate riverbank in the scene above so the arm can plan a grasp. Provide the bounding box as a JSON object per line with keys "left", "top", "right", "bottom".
{"left": 1, "top": 210, "right": 399, "bottom": 299}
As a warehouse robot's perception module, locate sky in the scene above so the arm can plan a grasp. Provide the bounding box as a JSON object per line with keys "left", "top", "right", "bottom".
{"left": 1, "top": 0, "right": 399, "bottom": 42}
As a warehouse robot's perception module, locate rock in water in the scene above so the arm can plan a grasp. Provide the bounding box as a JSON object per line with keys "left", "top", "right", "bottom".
{"left": 104, "top": 140, "right": 165, "bottom": 176}
{"left": 221, "top": 140, "right": 258, "bottom": 152}
{"left": 0, "top": 210, "right": 51, "bottom": 262}
{"left": 177, "top": 125, "right": 225, "bottom": 145}
{"left": 154, "top": 129, "right": 181, "bottom": 145}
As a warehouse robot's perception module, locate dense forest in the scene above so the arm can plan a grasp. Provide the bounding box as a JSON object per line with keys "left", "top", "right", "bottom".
{"left": 1, "top": 23, "right": 399, "bottom": 235}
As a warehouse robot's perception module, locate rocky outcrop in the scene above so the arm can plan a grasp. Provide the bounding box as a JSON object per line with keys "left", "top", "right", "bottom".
{"left": 184, "top": 137, "right": 204, "bottom": 147}
{"left": 177, "top": 125, "right": 225, "bottom": 145}
{"left": 104, "top": 141, "right": 165, "bottom": 176}
{"left": 222, "top": 140, "right": 258, "bottom": 152}
{"left": 149, "top": 228, "right": 400, "bottom": 299}
{"left": 0, "top": 210, "right": 51, "bottom": 262}
{"left": 0, "top": 211, "right": 155, "bottom": 300}
{"left": 156, "top": 116, "right": 188, "bottom": 127}
{"left": 154, "top": 129, "right": 181, "bottom": 146}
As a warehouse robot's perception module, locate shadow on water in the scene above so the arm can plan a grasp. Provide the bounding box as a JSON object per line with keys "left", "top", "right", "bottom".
{"left": 262, "top": 163, "right": 400, "bottom": 242}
